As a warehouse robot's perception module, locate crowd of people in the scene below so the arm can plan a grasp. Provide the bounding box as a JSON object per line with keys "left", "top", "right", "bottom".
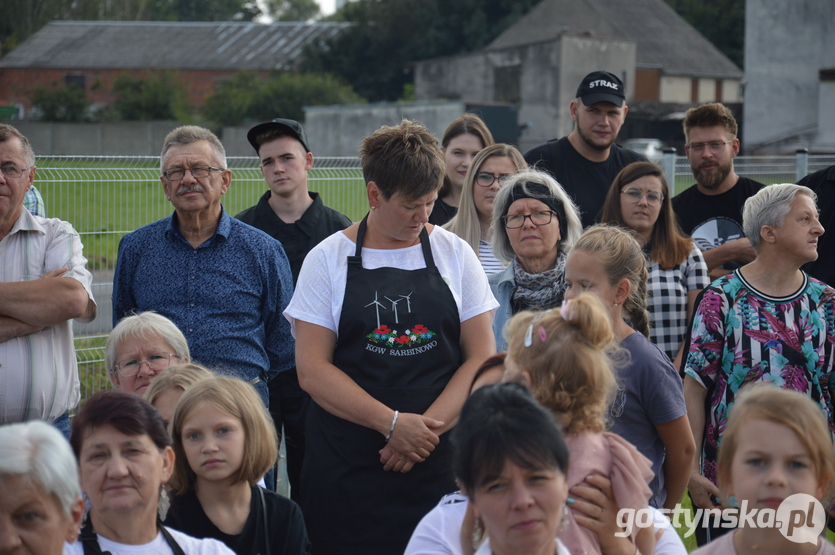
{"left": 2, "top": 68, "right": 835, "bottom": 555}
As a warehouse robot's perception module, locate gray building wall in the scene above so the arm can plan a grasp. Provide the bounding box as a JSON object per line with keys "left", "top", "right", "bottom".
{"left": 744, "top": 0, "right": 835, "bottom": 153}
{"left": 301, "top": 101, "right": 468, "bottom": 157}
{"left": 414, "top": 35, "right": 636, "bottom": 153}
{"left": 13, "top": 121, "right": 179, "bottom": 156}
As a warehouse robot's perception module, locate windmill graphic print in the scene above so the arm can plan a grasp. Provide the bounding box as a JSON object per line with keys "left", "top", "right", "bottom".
{"left": 365, "top": 290, "right": 436, "bottom": 348}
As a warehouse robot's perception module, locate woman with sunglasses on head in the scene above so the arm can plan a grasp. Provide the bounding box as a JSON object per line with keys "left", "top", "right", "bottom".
{"left": 444, "top": 144, "right": 527, "bottom": 275}
{"left": 488, "top": 169, "right": 583, "bottom": 350}
{"left": 600, "top": 161, "right": 709, "bottom": 367}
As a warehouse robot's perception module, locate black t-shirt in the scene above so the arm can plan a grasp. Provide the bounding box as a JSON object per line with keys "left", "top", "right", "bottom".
{"left": 164, "top": 486, "right": 310, "bottom": 555}
{"left": 799, "top": 165, "right": 835, "bottom": 286}
{"left": 428, "top": 198, "right": 457, "bottom": 226}
{"left": 524, "top": 137, "right": 647, "bottom": 228}
{"left": 236, "top": 191, "right": 352, "bottom": 285}
{"left": 672, "top": 177, "right": 765, "bottom": 264}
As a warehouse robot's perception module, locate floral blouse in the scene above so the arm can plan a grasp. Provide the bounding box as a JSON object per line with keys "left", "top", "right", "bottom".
{"left": 684, "top": 270, "right": 835, "bottom": 484}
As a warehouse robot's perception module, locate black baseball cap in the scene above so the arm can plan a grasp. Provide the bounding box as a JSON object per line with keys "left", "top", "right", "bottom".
{"left": 575, "top": 71, "right": 625, "bottom": 106}
{"left": 247, "top": 118, "right": 311, "bottom": 154}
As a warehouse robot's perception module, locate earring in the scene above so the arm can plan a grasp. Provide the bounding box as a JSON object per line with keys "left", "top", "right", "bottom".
{"left": 472, "top": 516, "right": 484, "bottom": 550}
{"left": 558, "top": 503, "right": 570, "bottom": 533}
{"left": 158, "top": 485, "right": 170, "bottom": 521}
{"left": 613, "top": 302, "right": 619, "bottom": 307}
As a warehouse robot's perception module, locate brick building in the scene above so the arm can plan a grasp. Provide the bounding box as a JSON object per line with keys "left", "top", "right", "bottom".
{"left": 0, "top": 20, "right": 350, "bottom": 117}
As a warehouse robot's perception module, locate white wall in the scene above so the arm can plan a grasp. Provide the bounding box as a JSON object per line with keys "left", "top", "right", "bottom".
{"left": 659, "top": 76, "right": 691, "bottom": 103}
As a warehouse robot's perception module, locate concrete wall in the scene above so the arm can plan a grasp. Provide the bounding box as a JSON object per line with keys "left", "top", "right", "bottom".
{"left": 12, "top": 121, "right": 181, "bottom": 156}
{"left": 722, "top": 79, "right": 741, "bottom": 103}
{"left": 744, "top": 0, "right": 835, "bottom": 153}
{"left": 817, "top": 79, "right": 835, "bottom": 150}
{"left": 300, "top": 101, "right": 467, "bottom": 157}
{"left": 659, "top": 76, "right": 691, "bottom": 103}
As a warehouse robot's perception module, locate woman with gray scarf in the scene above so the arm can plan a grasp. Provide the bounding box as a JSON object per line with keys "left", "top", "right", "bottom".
{"left": 488, "top": 169, "right": 583, "bottom": 350}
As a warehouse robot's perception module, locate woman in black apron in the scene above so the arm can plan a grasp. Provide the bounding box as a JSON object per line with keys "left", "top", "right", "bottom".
{"left": 289, "top": 121, "right": 497, "bottom": 555}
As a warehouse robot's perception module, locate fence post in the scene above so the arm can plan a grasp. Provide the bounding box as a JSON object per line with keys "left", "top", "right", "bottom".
{"left": 796, "top": 148, "right": 809, "bottom": 182}
{"left": 662, "top": 148, "right": 677, "bottom": 192}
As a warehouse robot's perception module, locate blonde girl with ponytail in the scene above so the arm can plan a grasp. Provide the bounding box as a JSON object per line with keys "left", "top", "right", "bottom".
{"left": 563, "top": 225, "right": 695, "bottom": 512}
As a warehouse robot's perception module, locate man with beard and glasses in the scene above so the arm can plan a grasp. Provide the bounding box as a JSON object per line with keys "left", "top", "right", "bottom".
{"left": 525, "top": 71, "right": 646, "bottom": 228}
{"left": 672, "top": 103, "right": 764, "bottom": 280}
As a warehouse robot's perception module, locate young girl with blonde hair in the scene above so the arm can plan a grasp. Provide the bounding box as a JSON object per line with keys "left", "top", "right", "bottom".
{"left": 693, "top": 385, "right": 835, "bottom": 555}
{"left": 564, "top": 225, "right": 695, "bottom": 511}
{"left": 164, "top": 375, "right": 309, "bottom": 555}
{"left": 504, "top": 293, "right": 656, "bottom": 555}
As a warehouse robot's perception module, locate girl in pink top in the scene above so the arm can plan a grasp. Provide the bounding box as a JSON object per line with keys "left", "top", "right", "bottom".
{"left": 504, "top": 294, "right": 655, "bottom": 555}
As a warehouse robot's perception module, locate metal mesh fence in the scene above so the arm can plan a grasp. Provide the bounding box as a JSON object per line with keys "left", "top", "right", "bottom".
{"left": 31, "top": 153, "right": 835, "bottom": 401}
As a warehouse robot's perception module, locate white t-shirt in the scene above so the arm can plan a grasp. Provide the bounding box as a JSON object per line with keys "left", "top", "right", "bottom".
{"left": 404, "top": 492, "right": 687, "bottom": 555}
{"left": 63, "top": 527, "right": 234, "bottom": 555}
{"left": 285, "top": 226, "right": 498, "bottom": 335}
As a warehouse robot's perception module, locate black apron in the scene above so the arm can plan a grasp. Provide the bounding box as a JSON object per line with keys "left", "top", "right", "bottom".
{"left": 300, "top": 215, "right": 462, "bottom": 555}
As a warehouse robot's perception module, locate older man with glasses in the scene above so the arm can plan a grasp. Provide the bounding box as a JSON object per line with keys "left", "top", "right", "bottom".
{"left": 672, "top": 103, "right": 765, "bottom": 280}
{"left": 112, "top": 126, "right": 294, "bottom": 418}
{"left": 0, "top": 124, "right": 97, "bottom": 438}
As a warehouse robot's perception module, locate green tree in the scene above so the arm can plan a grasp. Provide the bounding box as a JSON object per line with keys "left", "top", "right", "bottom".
{"left": 303, "top": 0, "right": 542, "bottom": 102}
{"left": 263, "top": 0, "right": 320, "bottom": 21}
{"left": 30, "top": 83, "right": 90, "bottom": 122}
{"left": 110, "top": 72, "right": 191, "bottom": 121}
{"left": 203, "top": 70, "right": 363, "bottom": 126}
{"left": 663, "top": 0, "right": 744, "bottom": 68}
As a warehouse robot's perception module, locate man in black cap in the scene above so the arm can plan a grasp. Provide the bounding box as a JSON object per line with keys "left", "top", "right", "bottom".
{"left": 524, "top": 70, "right": 646, "bottom": 228}
{"left": 236, "top": 118, "right": 350, "bottom": 500}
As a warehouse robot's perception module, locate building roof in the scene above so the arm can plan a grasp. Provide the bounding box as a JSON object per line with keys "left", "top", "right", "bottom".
{"left": 0, "top": 20, "right": 351, "bottom": 71}
{"left": 486, "top": 0, "right": 742, "bottom": 79}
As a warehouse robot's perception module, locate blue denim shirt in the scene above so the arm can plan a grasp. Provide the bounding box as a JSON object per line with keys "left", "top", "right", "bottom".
{"left": 488, "top": 262, "right": 516, "bottom": 352}
{"left": 112, "top": 208, "right": 295, "bottom": 380}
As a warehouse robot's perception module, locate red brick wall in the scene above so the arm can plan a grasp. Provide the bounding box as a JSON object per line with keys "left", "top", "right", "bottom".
{"left": 0, "top": 68, "right": 271, "bottom": 116}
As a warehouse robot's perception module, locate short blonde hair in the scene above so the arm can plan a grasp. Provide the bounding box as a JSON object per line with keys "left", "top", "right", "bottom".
{"left": 143, "top": 363, "right": 214, "bottom": 407}
{"left": 717, "top": 385, "right": 835, "bottom": 497}
{"left": 504, "top": 294, "right": 618, "bottom": 434}
{"left": 169, "top": 376, "right": 277, "bottom": 493}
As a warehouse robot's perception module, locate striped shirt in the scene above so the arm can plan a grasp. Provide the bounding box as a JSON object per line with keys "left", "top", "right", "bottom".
{"left": 0, "top": 210, "right": 95, "bottom": 424}
{"left": 479, "top": 239, "right": 506, "bottom": 276}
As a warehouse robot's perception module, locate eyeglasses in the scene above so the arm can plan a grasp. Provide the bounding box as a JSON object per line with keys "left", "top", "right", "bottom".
{"left": 162, "top": 165, "right": 223, "bottom": 181}
{"left": 475, "top": 172, "right": 512, "bottom": 188}
{"left": 114, "top": 353, "right": 179, "bottom": 377}
{"left": 502, "top": 211, "right": 556, "bottom": 229}
{"left": 621, "top": 188, "right": 664, "bottom": 207}
{"left": 685, "top": 140, "right": 733, "bottom": 154}
{"left": 0, "top": 165, "right": 32, "bottom": 178}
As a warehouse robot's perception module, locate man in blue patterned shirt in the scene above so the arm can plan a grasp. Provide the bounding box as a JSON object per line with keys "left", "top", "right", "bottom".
{"left": 112, "top": 126, "right": 295, "bottom": 406}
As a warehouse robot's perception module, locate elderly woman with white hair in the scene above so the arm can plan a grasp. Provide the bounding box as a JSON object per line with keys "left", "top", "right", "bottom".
{"left": 488, "top": 169, "right": 583, "bottom": 350}
{"left": 0, "top": 420, "right": 85, "bottom": 554}
{"left": 683, "top": 183, "right": 835, "bottom": 517}
{"left": 106, "top": 311, "right": 190, "bottom": 395}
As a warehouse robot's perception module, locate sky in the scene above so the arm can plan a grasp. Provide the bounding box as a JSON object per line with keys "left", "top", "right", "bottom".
{"left": 317, "top": 0, "right": 337, "bottom": 16}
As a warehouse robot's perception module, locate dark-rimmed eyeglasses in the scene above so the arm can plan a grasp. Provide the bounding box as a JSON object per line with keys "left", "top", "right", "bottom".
{"left": 162, "top": 165, "right": 223, "bottom": 181}
{"left": 0, "top": 165, "right": 32, "bottom": 178}
{"left": 685, "top": 140, "right": 733, "bottom": 154}
{"left": 502, "top": 211, "right": 556, "bottom": 229}
{"left": 621, "top": 188, "right": 663, "bottom": 207}
{"left": 475, "top": 172, "right": 512, "bottom": 188}
{"left": 114, "top": 353, "right": 179, "bottom": 378}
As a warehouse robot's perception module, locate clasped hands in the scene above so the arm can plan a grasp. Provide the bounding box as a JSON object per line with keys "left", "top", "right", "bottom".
{"left": 379, "top": 412, "right": 443, "bottom": 473}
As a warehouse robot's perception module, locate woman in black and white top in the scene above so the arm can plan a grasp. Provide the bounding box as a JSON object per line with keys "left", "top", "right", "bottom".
{"left": 444, "top": 144, "right": 527, "bottom": 276}
{"left": 600, "top": 161, "right": 709, "bottom": 366}
{"left": 66, "top": 391, "right": 234, "bottom": 555}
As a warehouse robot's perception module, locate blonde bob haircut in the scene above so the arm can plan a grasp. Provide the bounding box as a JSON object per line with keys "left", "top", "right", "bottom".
{"left": 443, "top": 143, "right": 527, "bottom": 254}
{"left": 143, "top": 363, "right": 215, "bottom": 407}
{"left": 503, "top": 293, "right": 618, "bottom": 434}
{"left": 169, "top": 375, "right": 277, "bottom": 494}
{"left": 717, "top": 385, "right": 835, "bottom": 498}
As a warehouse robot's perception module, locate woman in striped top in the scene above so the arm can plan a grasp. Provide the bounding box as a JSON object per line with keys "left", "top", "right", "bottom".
{"left": 443, "top": 144, "right": 526, "bottom": 275}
